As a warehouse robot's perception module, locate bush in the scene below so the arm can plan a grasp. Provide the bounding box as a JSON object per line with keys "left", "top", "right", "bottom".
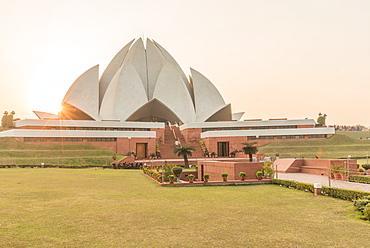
{"left": 172, "top": 167, "right": 183, "bottom": 178}
{"left": 354, "top": 198, "right": 370, "bottom": 211}
{"left": 349, "top": 175, "right": 370, "bottom": 184}
{"left": 364, "top": 205, "right": 370, "bottom": 220}
{"left": 262, "top": 162, "right": 274, "bottom": 177}
{"left": 272, "top": 179, "right": 314, "bottom": 193}
{"left": 163, "top": 164, "right": 175, "bottom": 177}
{"left": 221, "top": 173, "right": 228, "bottom": 177}
{"left": 256, "top": 171, "right": 263, "bottom": 177}
{"left": 321, "top": 187, "right": 368, "bottom": 201}
{"left": 362, "top": 164, "right": 370, "bottom": 170}
{"left": 272, "top": 179, "right": 369, "bottom": 200}
{"left": 354, "top": 195, "right": 370, "bottom": 220}
{"left": 331, "top": 163, "right": 344, "bottom": 174}
{"left": 203, "top": 174, "right": 210, "bottom": 179}
{"left": 239, "top": 172, "right": 246, "bottom": 177}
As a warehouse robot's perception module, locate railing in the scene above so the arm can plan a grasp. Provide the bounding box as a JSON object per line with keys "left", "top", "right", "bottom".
{"left": 167, "top": 121, "right": 181, "bottom": 147}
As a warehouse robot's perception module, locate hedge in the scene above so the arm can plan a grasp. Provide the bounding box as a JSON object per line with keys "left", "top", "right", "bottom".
{"left": 349, "top": 175, "right": 370, "bottom": 184}
{"left": 272, "top": 179, "right": 369, "bottom": 201}
{"left": 0, "top": 164, "right": 111, "bottom": 169}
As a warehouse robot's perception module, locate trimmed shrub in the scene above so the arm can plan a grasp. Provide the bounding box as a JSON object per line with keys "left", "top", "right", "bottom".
{"left": 272, "top": 179, "right": 369, "bottom": 201}
{"left": 272, "top": 179, "right": 314, "bottom": 193}
{"left": 362, "top": 164, "right": 370, "bottom": 170}
{"left": 349, "top": 175, "right": 370, "bottom": 184}
{"left": 364, "top": 205, "right": 370, "bottom": 220}
{"left": 321, "top": 187, "right": 368, "bottom": 201}
{"left": 354, "top": 199, "right": 370, "bottom": 211}
{"left": 172, "top": 167, "right": 183, "bottom": 178}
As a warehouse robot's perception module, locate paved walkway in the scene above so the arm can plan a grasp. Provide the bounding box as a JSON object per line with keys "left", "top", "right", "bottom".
{"left": 277, "top": 172, "right": 370, "bottom": 193}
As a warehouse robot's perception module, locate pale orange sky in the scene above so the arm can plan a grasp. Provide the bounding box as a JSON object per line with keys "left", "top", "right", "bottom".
{"left": 1, "top": 0, "right": 369, "bottom": 126}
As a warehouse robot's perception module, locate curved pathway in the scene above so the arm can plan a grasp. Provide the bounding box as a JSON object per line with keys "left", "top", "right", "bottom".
{"left": 276, "top": 172, "right": 370, "bottom": 193}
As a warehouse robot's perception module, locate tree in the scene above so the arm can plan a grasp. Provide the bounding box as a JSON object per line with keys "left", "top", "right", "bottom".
{"left": 173, "top": 145, "right": 196, "bottom": 168}
{"left": 241, "top": 142, "right": 258, "bottom": 162}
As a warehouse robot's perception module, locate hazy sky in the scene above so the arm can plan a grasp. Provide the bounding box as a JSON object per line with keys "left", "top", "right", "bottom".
{"left": 1, "top": 0, "right": 369, "bottom": 126}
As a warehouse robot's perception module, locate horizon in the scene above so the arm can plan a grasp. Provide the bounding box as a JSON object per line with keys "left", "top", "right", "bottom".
{"left": 1, "top": 0, "right": 369, "bottom": 126}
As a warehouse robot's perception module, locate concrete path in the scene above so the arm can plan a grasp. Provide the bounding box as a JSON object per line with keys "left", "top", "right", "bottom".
{"left": 276, "top": 172, "right": 370, "bottom": 193}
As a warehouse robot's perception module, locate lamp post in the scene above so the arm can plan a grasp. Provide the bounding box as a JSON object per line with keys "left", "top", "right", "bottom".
{"left": 347, "top": 155, "right": 351, "bottom": 181}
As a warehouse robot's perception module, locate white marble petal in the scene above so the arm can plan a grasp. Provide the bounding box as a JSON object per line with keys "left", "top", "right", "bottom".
{"left": 232, "top": 112, "right": 245, "bottom": 121}
{"left": 62, "top": 65, "right": 100, "bottom": 120}
{"left": 145, "top": 39, "right": 166, "bottom": 100}
{"left": 99, "top": 39, "right": 134, "bottom": 105}
{"left": 152, "top": 40, "right": 194, "bottom": 102}
{"left": 121, "top": 38, "right": 148, "bottom": 100}
{"left": 191, "top": 68, "right": 227, "bottom": 122}
{"left": 99, "top": 63, "right": 148, "bottom": 121}
{"left": 152, "top": 63, "right": 196, "bottom": 123}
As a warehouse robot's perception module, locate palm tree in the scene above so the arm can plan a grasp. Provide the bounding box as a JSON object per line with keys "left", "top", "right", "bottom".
{"left": 174, "top": 145, "right": 196, "bottom": 168}
{"left": 241, "top": 142, "right": 258, "bottom": 162}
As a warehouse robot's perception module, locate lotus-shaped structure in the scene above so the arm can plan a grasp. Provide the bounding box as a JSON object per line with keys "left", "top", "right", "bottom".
{"left": 59, "top": 38, "right": 232, "bottom": 124}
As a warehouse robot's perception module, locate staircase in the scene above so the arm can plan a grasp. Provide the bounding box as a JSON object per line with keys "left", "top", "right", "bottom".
{"left": 158, "top": 125, "right": 204, "bottom": 159}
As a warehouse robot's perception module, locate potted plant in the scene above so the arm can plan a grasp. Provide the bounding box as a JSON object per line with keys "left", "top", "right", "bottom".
{"left": 331, "top": 164, "right": 343, "bottom": 180}
{"left": 168, "top": 175, "right": 175, "bottom": 184}
{"left": 239, "top": 172, "right": 246, "bottom": 181}
{"left": 362, "top": 164, "right": 370, "bottom": 174}
{"left": 187, "top": 174, "right": 195, "bottom": 183}
{"left": 221, "top": 173, "right": 228, "bottom": 182}
{"left": 203, "top": 174, "right": 210, "bottom": 182}
{"left": 340, "top": 169, "right": 348, "bottom": 181}
{"left": 359, "top": 168, "right": 365, "bottom": 175}
{"left": 158, "top": 175, "right": 163, "bottom": 183}
{"left": 256, "top": 171, "right": 263, "bottom": 180}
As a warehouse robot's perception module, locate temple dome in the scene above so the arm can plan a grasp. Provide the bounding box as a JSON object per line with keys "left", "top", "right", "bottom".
{"left": 59, "top": 38, "right": 232, "bottom": 123}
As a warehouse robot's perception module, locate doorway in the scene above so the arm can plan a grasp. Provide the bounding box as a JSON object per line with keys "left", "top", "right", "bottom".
{"left": 136, "top": 143, "right": 147, "bottom": 158}
{"left": 217, "top": 142, "right": 229, "bottom": 157}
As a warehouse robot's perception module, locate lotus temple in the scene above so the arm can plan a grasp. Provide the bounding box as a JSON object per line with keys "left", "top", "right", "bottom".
{"left": 0, "top": 38, "right": 334, "bottom": 158}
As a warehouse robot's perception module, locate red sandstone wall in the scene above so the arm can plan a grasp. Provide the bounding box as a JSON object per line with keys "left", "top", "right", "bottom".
{"left": 198, "top": 161, "right": 264, "bottom": 181}
{"left": 181, "top": 128, "right": 202, "bottom": 143}
{"left": 17, "top": 136, "right": 156, "bottom": 157}
{"left": 301, "top": 159, "right": 357, "bottom": 175}
{"left": 153, "top": 128, "right": 165, "bottom": 143}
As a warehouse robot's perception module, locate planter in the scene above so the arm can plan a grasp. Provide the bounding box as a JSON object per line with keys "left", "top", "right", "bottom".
{"left": 188, "top": 177, "right": 194, "bottom": 183}
{"left": 222, "top": 177, "right": 228, "bottom": 182}
{"left": 204, "top": 178, "right": 208, "bottom": 183}
{"left": 257, "top": 176, "right": 263, "bottom": 180}
{"left": 333, "top": 173, "right": 341, "bottom": 180}
{"left": 340, "top": 174, "right": 348, "bottom": 181}
{"left": 169, "top": 178, "right": 175, "bottom": 184}
{"left": 240, "top": 176, "right": 245, "bottom": 181}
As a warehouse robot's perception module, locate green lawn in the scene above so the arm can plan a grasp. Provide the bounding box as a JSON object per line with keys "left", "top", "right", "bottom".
{"left": 259, "top": 134, "right": 370, "bottom": 160}
{"left": 337, "top": 131, "right": 370, "bottom": 140}
{"left": 0, "top": 137, "right": 122, "bottom": 166}
{"left": 0, "top": 169, "right": 369, "bottom": 247}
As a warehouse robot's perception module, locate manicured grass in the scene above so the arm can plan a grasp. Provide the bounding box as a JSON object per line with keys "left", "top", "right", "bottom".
{"left": 337, "top": 131, "right": 370, "bottom": 140}
{"left": 259, "top": 134, "right": 370, "bottom": 159}
{"left": 0, "top": 137, "right": 122, "bottom": 166}
{"left": 0, "top": 169, "right": 368, "bottom": 247}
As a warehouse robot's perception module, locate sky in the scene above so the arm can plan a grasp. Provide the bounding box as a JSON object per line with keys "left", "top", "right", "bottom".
{"left": 0, "top": 0, "right": 369, "bottom": 126}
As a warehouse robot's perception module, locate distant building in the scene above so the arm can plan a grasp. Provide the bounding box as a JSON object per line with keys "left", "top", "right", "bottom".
{"left": 0, "top": 38, "right": 334, "bottom": 158}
